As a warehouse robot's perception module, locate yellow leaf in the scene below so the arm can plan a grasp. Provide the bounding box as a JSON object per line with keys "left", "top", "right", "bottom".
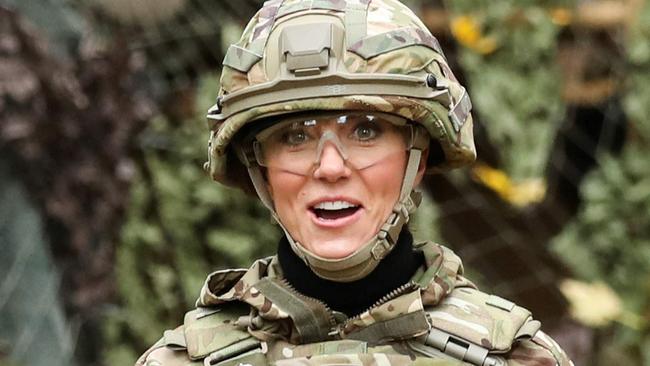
{"left": 451, "top": 16, "right": 500, "bottom": 55}
{"left": 475, "top": 36, "right": 498, "bottom": 55}
{"left": 560, "top": 279, "right": 622, "bottom": 327}
{"left": 471, "top": 164, "right": 545, "bottom": 207}
{"left": 550, "top": 7, "right": 573, "bottom": 26}
{"left": 451, "top": 16, "right": 481, "bottom": 47}
{"left": 508, "top": 179, "right": 546, "bottom": 207}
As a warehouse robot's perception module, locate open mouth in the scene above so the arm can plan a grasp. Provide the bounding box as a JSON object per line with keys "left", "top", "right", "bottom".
{"left": 310, "top": 200, "right": 361, "bottom": 221}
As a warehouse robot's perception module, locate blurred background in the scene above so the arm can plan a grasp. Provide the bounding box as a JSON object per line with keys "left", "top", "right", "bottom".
{"left": 1, "top": 0, "right": 649, "bottom": 365}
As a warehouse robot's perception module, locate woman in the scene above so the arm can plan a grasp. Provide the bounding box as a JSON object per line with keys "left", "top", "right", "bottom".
{"left": 137, "top": 0, "right": 573, "bottom": 364}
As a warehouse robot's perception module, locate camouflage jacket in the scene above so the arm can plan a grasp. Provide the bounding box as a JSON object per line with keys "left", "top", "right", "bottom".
{"left": 136, "top": 242, "right": 573, "bottom": 365}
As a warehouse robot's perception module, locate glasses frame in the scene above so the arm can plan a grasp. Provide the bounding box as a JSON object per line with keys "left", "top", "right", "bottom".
{"left": 248, "top": 112, "right": 417, "bottom": 172}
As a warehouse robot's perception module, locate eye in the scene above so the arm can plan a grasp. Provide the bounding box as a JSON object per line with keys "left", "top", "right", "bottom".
{"left": 352, "top": 122, "right": 381, "bottom": 141}
{"left": 282, "top": 129, "right": 310, "bottom": 146}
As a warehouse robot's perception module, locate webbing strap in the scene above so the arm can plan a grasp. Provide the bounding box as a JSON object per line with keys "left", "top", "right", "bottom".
{"left": 276, "top": 0, "right": 347, "bottom": 18}
{"left": 449, "top": 87, "right": 472, "bottom": 132}
{"left": 305, "top": 253, "right": 383, "bottom": 283}
{"left": 400, "top": 149, "right": 422, "bottom": 203}
{"left": 345, "top": 1, "right": 370, "bottom": 48}
{"left": 162, "top": 329, "right": 187, "bottom": 350}
{"left": 254, "top": 278, "right": 332, "bottom": 343}
{"left": 203, "top": 338, "right": 261, "bottom": 365}
{"left": 223, "top": 45, "right": 263, "bottom": 73}
{"left": 486, "top": 295, "right": 515, "bottom": 312}
{"left": 346, "top": 311, "right": 430, "bottom": 343}
{"left": 348, "top": 27, "right": 445, "bottom": 59}
{"left": 514, "top": 320, "right": 541, "bottom": 341}
{"left": 413, "top": 244, "right": 443, "bottom": 289}
{"left": 248, "top": 0, "right": 285, "bottom": 56}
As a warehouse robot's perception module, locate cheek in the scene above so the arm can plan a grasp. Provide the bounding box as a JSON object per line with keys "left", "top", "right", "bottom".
{"left": 267, "top": 170, "right": 305, "bottom": 223}
{"left": 361, "top": 153, "right": 407, "bottom": 227}
{"left": 373, "top": 156, "right": 407, "bottom": 198}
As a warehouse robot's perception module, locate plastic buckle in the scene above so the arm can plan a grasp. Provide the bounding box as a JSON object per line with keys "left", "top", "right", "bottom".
{"left": 370, "top": 239, "right": 391, "bottom": 260}
{"left": 424, "top": 328, "right": 501, "bottom": 366}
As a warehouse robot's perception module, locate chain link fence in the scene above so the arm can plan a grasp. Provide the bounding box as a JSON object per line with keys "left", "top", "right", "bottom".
{"left": 1, "top": 0, "right": 649, "bottom": 365}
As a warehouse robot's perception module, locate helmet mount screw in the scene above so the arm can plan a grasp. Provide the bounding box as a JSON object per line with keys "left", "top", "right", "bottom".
{"left": 426, "top": 74, "right": 437, "bottom": 89}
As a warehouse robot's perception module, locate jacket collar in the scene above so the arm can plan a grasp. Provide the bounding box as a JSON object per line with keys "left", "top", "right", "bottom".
{"left": 195, "top": 242, "right": 473, "bottom": 342}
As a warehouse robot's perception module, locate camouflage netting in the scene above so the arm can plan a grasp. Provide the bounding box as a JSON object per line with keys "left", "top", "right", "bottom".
{"left": 104, "top": 91, "right": 281, "bottom": 363}
{"left": 1, "top": 0, "right": 649, "bottom": 365}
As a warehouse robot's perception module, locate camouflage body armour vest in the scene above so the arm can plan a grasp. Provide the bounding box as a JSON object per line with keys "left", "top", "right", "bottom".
{"left": 136, "top": 243, "right": 572, "bottom": 366}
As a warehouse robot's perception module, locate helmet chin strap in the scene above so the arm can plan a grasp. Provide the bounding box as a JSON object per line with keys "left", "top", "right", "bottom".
{"left": 246, "top": 131, "right": 428, "bottom": 283}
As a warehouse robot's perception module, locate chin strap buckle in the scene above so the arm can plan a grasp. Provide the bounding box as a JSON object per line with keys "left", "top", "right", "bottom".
{"left": 372, "top": 190, "right": 422, "bottom": 261}
{"left": 370, "top": 238, "right": 391, "bottom": 261}
{"left": 372, "top": 203, "right": 409, "bottom": 260}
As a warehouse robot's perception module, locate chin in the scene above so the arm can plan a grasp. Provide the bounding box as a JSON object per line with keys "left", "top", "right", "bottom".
{"left": 308, "top": 237, "right": 366, "bottom": 259}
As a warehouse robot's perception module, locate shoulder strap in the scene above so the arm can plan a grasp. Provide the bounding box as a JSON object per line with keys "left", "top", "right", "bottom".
{"left": 182, "top": 302, "right": 260, "bottom": 362}
{"left": 135, "top": 327, "right": 197, "bottom": 366}
{"left": 138, "top": 302, "right": 266, "bottom": 366}
{"left": 417, "top": 287, "right": 541, "bottom": 366}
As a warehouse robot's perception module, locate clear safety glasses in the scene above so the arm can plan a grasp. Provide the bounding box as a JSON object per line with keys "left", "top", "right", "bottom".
{"left": 251, "top": 112, "right": 415, "bottom": 175}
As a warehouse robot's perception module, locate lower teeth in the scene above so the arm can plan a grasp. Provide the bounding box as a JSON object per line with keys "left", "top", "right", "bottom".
{"left": 315, "top": 207, "right": 358, "bottom": 220}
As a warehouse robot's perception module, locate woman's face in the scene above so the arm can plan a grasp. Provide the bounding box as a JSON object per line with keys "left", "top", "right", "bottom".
{"left": 264, "top": 114, "right": 425, "bottom": 259}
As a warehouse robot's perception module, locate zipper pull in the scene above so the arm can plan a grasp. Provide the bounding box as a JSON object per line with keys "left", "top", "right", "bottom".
{"left": 327, "top": 311, "right": 348, "bottom": 339}
{"left": 235, "top": 315, "right": 264, "bottom": 330}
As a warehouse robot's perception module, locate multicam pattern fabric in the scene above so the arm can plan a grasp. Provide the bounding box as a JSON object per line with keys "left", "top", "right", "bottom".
{"left": 136, "top": 243, "right": 573, "bottom": 366}
{"left": 348, "top": 27, "right": 445, "bottom": 59}
{"left": 207, "top": 0, "right": 476, "bottom": 191}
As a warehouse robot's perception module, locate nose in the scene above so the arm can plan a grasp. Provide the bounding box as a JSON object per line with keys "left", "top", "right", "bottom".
{"left": 313, "top": 143, "right": 351, "bottom": 182}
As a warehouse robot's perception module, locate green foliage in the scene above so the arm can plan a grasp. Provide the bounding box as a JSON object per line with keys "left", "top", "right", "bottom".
{"left": 552, "top": 145, "right": 650, "bottom": 364}
{"left": 104, "top": 75, "right": 280, "bottom": 362}
{"left": 553, "top": 146, "right": 650, "bottom": 293}
{"left": 106, "top": 2, "right": 650, "bottom": 364}
{"left": 447, "top": 2, "right": 564, "bottom": 179}
{"left": 550, "top": 4, "right": 650, "bottom": 364}
{"left": 449, "top": 1, "right": 650, "bottom": 362}
{"left": 410, "top": 192, "right": 441, "bottom": 244}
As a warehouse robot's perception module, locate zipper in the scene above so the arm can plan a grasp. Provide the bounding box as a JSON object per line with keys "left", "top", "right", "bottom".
{"left": 368, "top": 281, "right": 418, "bottom": 310}
{"left": 277, "top": 278, "right": 337, "bottom": 329}
{"left": 275, "top": 278, "right": 420, "bottom": 340}
{"left": 334, "top": 281, "right": 419, "bottom": 337}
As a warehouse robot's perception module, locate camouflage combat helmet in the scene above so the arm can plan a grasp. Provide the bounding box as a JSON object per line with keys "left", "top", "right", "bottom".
{"left": 206, "top": 0, "right": 476, "bottom": 282}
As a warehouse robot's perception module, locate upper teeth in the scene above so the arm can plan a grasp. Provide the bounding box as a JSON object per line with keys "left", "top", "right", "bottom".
{"left": 314, "top": 201, "right": 357, "bottom": 210}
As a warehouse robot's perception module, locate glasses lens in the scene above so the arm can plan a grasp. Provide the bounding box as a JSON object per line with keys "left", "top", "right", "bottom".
{"left": 253, "top": 113, "right": 412, "bottom": 175}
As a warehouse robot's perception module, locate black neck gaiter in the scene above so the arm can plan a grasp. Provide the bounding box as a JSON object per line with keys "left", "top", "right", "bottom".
{"left": 277, "top": 230, "right": 423, "bottom": 317}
